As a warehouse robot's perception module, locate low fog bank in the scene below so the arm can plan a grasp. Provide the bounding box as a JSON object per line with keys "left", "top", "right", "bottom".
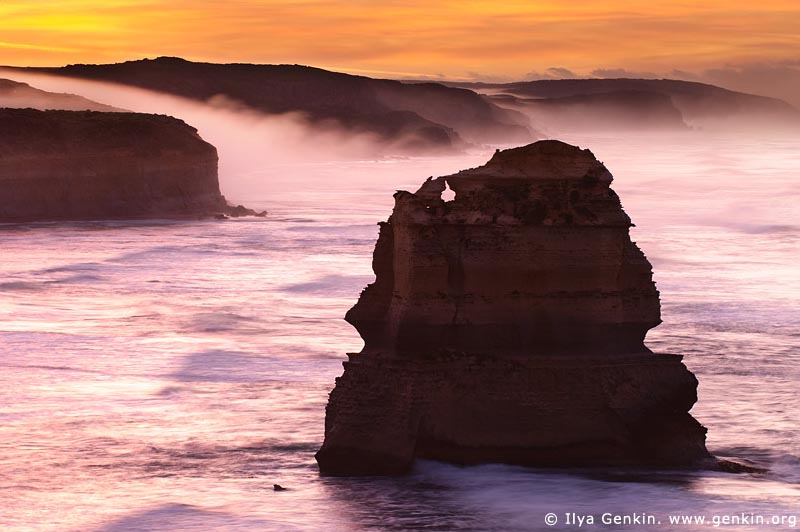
{"left": 1, "top": 69, "right": 798, "bottom": 218}
{"left": 447, "top": 79, "right": 800, "bottom": 136}
{"left": 16, "top": 58, "right": 537, "bottom": 153}
{"left": 0, "top": 69, "right": 475, "bottom": 202}
{"left": 494, "top": 96, "right": 800, "bottom": 136}
{"left": 489, "top": 91, "right": 688, "bottom": 134}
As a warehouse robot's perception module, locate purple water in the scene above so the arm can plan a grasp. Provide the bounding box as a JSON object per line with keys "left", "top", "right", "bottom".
{"left": 1, "top": 134, "right": 798, "bottom": 531}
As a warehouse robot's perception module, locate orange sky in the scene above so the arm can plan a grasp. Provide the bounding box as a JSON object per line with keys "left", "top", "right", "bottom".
{"left": 0, "top": 0, "right": 798, "bottom": 80}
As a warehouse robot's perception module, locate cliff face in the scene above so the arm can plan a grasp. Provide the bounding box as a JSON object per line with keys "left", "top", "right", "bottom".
{"left": 316, "top": 140, "right": 712, "bottom": 475}
{"left": 0, "top": 109, "right": 230, "bottom": 222}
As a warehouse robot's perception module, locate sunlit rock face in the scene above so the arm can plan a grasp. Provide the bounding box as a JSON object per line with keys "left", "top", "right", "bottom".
{"left": 316, "top": 140, "right": 712, "bottom": 475}
{"left": 0, "top": 108, "right": 231, "bottom": 222}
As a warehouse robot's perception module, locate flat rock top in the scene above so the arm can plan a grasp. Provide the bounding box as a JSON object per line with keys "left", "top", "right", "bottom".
{"left": 0, "top": 108, "right": 214, "bottom": 157}
{"left": 405, "top": 139, "right": 630, "bottom": 227}
{"left": 452, "top": 140, "right": 612, "bottom": 182}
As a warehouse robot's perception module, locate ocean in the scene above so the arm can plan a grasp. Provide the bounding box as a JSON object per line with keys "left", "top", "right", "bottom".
{"left": 1, "top": 133, "right": 798, "bottom": 531}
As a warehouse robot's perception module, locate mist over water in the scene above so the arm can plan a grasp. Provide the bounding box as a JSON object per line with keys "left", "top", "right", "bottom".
{"left": 0, "top": 75, "right": 798, "bottom": 531}
{"left": 0, "top": 69, "right": 445, "bottom": 200}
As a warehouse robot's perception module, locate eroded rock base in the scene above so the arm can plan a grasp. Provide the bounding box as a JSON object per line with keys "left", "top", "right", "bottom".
{"left": 316, "top": 352, "right": 712, "bottom": 476}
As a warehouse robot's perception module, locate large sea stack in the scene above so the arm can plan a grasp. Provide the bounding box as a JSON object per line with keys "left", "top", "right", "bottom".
{"left": 0, "top": 108, "right": 249, "bottom": 222}
{"left": 316, "top": 140, "right": 712, "bottom": 475}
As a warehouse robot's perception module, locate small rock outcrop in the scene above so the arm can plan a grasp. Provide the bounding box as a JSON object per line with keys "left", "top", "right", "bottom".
{"left": 316, "top": 140, "right": 712, "bottom": 475}
{"left": 0, "top": 108, "right": 258, "bottom": 222}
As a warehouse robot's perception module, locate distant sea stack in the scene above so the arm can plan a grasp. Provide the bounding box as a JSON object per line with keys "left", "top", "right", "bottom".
{"left": 316, "top": 140, "right": 712, "bottom": 475}
{"left": 0, "top": 108, "right": 256, "bottom": 222}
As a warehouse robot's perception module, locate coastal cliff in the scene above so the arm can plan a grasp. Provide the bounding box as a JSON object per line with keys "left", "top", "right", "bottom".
{"left": 0, "top": 108, "right": 248, "bottom": 222}
{"left": 316, "top": 140, "right": 712, "bottom": 475}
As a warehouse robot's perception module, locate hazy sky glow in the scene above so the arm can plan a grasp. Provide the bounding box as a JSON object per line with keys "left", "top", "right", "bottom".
{"left": 1, "top": 0, "right": 798, "bottom": 80}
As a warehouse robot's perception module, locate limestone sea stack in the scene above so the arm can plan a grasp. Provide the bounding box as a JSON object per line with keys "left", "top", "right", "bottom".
{"left": 316, "top": 140, "right": 712, "bottom": 475}
{"left": 0, "top": 108, "right": 257, "bottom": 222}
